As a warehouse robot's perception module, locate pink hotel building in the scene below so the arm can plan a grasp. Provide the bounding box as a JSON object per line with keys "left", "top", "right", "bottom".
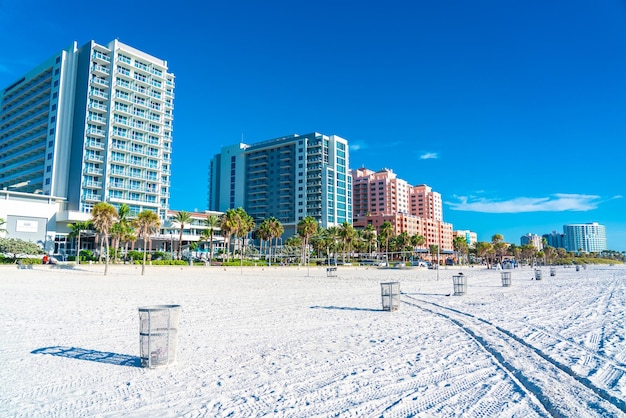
{"left": 352, "top": 167, "right": 453, "bottom": 253}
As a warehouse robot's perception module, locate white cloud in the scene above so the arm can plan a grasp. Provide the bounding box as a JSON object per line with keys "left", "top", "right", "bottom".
{"left": 419, "top": 152, "right": 438, "bottom": 160}
{"left": 446, "top": 193, "right": 609, "bottom": 213}
{"left": 349, "top": 141, "right": 367, "bottom": 151}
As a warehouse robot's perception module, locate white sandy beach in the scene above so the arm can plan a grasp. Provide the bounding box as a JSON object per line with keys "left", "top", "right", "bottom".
{"left": 1, "top": 263, "right": 625, "bottom": 417}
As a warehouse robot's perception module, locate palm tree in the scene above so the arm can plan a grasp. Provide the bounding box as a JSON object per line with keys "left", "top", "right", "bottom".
{"left": 267, "top": 217, "right": 284, "bottom": 263}
{"left": 235, "top": 208, "right": 255, "bottom": 263}
{"left": 68, "top": 221, "right": 92, "bottom": 264}
{"left": 429, "top": 244, "right": 440, "bottom": 265}
{"left": 396, "top": 231, "right": 411, "bottom": 261}
{"left": 173, "top": 211, "right": 192, "bottom": 260}
{"left": 203, "top": 214, "right": 219, "bottom": 263}
{"left": 452, "top": 236, "right": 469, "bottom": 265}
{"left": 133, "top": 210, "right": 161, "bottom": 275}
{"left": 113, "top": 204, "right": 132, "bottom": 262}
{"left": 411, "top": 234, "right": 426, "bottom": 261}
{"left": 338, "top": 221, "right": 356, "bottom": 263}
{"left": 323, "top": 226, "right": 341, "bottom": 264}
{"left": 378, "top": 221, "right": 394, "bottom": 263}
{"left": 297, "top": 216, "right": 318, "bottom": 266}
{"left": 256, "top": 219, "right": 272, "bottom": 260}
{"left": 91, "top": 202, "right": 118, "bottom": 275}
{"left": 362, "top": 224, "right": 377, "bottom": 256}
{"left": 474, "top": 242, "right": 493, "bottom": 267}
{"left": 544, "top": 245, "right": 557, "bottom": 265}
{"left": 220, "top": 209, "right": 241, "bottom": 262}
{"left": 310, "top": 227, "right": 327, "bottom": 259}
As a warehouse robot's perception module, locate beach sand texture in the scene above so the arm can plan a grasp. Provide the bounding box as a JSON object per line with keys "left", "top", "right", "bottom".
{"left": 1, "top": 263, "right": 625, "bottom": 417}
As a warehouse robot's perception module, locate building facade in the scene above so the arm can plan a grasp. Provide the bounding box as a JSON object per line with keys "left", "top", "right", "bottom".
{"left": 563, "top": 222, "right": 607, "bottom": 253}
{"left": 0, "top": 40, "right": 174, "bottom": 252}
{"left": 453, "top": 230, "right": 478, "bottom": 247}
{"left": 520, "top": 233, "right": 544, "bottom": 250}
{"left": 351, "top": 167, "right": 453, "bottom": 252}
{"left": 209, "top": 133, "right": 351, "bottom": 237}
{"left": 543, "top": 231, "right": 565, "bottom": 249}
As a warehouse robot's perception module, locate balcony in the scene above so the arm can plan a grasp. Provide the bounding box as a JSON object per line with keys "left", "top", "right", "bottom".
{"left": 89, "top": 89, "right": 108, "bottom": 100}
{"left": 91, "top": 65, "right": 110, "bottom": 75}
{"left": 92, "top": 51, "right": 111, "bottom": 63}
{"left": 84, "top": 153, "right": 104, "bottom": 163}
{"left": 132, "top": 84, "right": 149, "bottom": 97}
{"left": 85, "top": 139, "right": 105, "bottom": 150}
{"left": 115, "top": 79, "right": 132, "bottom": 91}
{"left": 0, "top": 106, "right": 48, "bottom": 137}
{"left": 86, "top": 127, "right": 105, "bottom": 137}
{"left": 89, "top": 101, "right": 108, "bottom": 111}
{"left": 91, "top": 77, "right": 109, "bottom": 88}
{"left": 114, "top": 93, "right": 131, "bottom": 103}
{"left": 84, "top": 166, "right": 103, "bottom": 175}
{"left": 83, "top": 193, "right": 102, "bottom": 201}
{"left": 82, "top": 180, "right": 103, "bottom": 188}
{"left": 87, "top": 114, "right": 107, "bottom": 125}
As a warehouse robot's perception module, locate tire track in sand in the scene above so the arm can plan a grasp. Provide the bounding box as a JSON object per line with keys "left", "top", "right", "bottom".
{"left": 402, "top": 294, "right": 626, "bottom": 417}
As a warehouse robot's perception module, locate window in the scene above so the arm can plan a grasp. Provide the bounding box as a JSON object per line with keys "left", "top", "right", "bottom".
{"left": 118, "top": 54, "right": 131, "bottom": 64}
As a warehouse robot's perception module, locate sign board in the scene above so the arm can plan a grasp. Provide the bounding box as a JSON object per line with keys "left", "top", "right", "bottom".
{"left": 16, "top": 219, "right": 39, "bottom": 233}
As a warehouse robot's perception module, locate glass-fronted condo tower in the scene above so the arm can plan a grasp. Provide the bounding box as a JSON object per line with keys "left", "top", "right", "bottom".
{"left": 0, "top": 40, "right": 174, "bottom": 220}
{"left": 563, "top": 222, "right": 607, "bottom": 253}
{"left": 209, "top": 133, "right": 351, "bottom": 237}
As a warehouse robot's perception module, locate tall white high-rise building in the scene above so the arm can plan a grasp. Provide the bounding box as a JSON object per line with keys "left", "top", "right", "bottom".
{"left": 563, "top": 222, "right": 607, "bottom": 253}
{"left": 0, "top": 40, "right": 174, "bottom": 220}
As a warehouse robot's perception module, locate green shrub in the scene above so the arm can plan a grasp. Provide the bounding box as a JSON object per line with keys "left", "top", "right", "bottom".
{"left": 127, "top": 251, "right": 144, "bottom": 261}
{"left": 150, "top": 260, "right": 188, "bottom": 266}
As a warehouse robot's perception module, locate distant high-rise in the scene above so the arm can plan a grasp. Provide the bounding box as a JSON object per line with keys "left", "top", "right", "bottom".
{"left": 209, "top": 133, "right": 351, "bottom": 237}
{"left": 351, "top": 167, "right": 453, "bottom": 251}
{"left": 563, "top": 222, "right": 607, "bottom": 253}
{"left": 543, "top": 231, "right": 565, "bottom": 249}
{"left": 520, "top": 233, "right": 543, "bottom": 250}
{"left": 0, "top": 40, "right": 174, "bottom": 219}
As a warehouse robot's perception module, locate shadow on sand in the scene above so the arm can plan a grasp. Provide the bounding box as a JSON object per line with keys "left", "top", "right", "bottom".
{"left": 402, "top": 292, "right": 451, "bottom": 297}
{"left": 31, "top": 346, "right": 142, "bottom": 367}
{"left": 310, "top": 305, "right": 382, "bottom": 312}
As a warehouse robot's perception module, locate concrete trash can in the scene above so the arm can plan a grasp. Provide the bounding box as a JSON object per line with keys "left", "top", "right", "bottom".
{"left": 326, "top": 267, "right": 337, "bottom": 277}
{"left": 452, "top": 273, "right": 467, "bottom": 296}
{"left": 534, "top": 269, "right": 542, "bottom": 280}
{"left": 550, "top": 267, "right": 556, "bottom": 277}
{"left": 381, "top": 282, "right": 400, "bottom": 311}
{"left": 139, "top": 304, "right": 181, "bottom": 368}
{"left": 575, "top": 264, "right": 580, "bottom": 272}
{"left": 501, "top": 271, "right": 512, "bottom": 287}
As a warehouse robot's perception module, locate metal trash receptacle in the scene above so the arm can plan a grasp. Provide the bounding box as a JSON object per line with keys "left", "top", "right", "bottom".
{"left": 453, "top": 273, "right": 467, "bottom": 295}
{"left": 139, "top": 304, "right": 180, "bottom": 368}
{"left": 501, "top": 271, "right": 512, "bottom": 287}
{"left": 381, "top": 282, "right": 400, "bottom": 311}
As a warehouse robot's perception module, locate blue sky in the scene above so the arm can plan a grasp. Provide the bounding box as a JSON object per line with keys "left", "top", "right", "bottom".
{"left": 2, "top": 0, "right": 625, "bottom": 250}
